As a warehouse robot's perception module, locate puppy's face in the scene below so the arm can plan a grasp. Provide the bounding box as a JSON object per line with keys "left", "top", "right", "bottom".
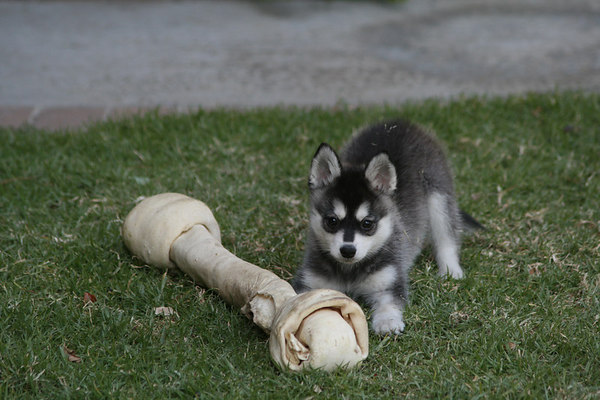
{"left": 310, "top": 197, "right": 394, "bottom": 264}
{"left": 308, "top": 144, "right": 397, "bottom": 265}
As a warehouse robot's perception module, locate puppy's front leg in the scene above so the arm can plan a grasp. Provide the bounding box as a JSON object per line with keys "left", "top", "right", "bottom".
{"left": 369, "top": 292, "right": 406, "bottom": 335}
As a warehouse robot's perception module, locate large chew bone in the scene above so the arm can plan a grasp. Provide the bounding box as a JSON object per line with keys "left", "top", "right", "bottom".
{"left": 122, "top": 193, "right": 368, "bottom": 371}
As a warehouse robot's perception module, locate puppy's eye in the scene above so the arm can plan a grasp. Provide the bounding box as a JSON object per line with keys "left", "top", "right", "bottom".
{"left": 324, "top": 216, "right": 339, "bottom": 230}
{"left": 360, "top": 218, "right": 376, "bottom": 232}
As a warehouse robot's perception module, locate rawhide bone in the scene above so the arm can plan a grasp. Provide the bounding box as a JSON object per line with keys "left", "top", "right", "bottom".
{"left": 121, "top": 193, "right": 368, "bottom": 371}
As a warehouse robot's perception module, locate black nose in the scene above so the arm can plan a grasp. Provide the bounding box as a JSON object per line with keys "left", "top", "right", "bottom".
{"left": 340, "top": 244, "right": 356, "bottom": 259}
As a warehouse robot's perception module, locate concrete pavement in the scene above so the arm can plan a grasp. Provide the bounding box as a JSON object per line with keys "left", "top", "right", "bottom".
{"left": 1, "top": 0, "right": 599, "bottom": 129}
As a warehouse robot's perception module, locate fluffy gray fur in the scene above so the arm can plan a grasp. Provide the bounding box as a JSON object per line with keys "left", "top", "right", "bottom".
{"left": 292, "top": 120, "right": 482, "bottom": 334}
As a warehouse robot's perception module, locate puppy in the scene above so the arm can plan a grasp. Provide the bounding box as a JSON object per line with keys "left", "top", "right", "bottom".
{"left": 292, "top": 120, "right": 482, "bottom": 334}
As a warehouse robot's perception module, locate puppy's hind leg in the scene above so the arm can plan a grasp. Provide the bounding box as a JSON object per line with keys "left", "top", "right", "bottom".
{"left": 428, "top": 192, "right": 464, "bottom": 279}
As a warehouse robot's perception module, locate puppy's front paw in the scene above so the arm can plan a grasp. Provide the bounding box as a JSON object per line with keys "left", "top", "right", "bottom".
{"left": 371, "top": 309, "right": 405, "bottom": 335}
{"left": 439, "top": 264, "right": 464, "bottom": 279}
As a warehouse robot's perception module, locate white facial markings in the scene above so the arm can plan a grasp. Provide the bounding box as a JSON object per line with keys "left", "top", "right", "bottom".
{"left": 362, "top": 214, "right": 393, "bottom": 257}
{"left": 355, "top": 202, "right": 370, "bottom": 222}
{"left": 311, "top": 209, "right": 349, "bottom": 262}
{"left": 344, "top": 213, "right": 392, "bottom": 264}
{"left": 311, "top": 197, "right": 395, "bottom": 265}
{"left": 334, "top": 229, "right": 347, "bottom": 250}
{"left": 327, "top": 213, "right": 393, "bottom": 264}
{"left": 332, "top": 199, "right": 347, "bottom": 221}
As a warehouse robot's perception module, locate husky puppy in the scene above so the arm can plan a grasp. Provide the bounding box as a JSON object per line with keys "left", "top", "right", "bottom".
{"left": 292, "top": 120, "right": 482, "bottom": 335}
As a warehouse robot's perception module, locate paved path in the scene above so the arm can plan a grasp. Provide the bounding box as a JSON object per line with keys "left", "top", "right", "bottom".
{"left": 1, "top": 0, "right": 599, "bottom": 130}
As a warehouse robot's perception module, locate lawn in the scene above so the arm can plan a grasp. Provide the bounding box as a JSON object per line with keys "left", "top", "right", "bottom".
{"left": 1, "top": 92, "right": 599, "bottom": 398}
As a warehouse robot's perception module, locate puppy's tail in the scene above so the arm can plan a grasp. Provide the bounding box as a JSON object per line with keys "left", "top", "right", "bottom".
{"left": 460, "top": 210, "right": 486, "bottom": 232}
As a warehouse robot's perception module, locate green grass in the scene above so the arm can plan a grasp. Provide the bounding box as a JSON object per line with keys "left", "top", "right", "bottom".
{"left": 1, "top": 92, "right": 599, "bottom": 399}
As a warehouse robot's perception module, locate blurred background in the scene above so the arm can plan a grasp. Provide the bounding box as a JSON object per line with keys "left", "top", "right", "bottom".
{"left": 1, "top": 0, "right": 599, "bottom": 126}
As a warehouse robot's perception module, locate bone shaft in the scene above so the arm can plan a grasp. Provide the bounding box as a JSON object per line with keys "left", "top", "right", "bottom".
{"left": 170, "top": 225, "right": 296, "bottom": 331}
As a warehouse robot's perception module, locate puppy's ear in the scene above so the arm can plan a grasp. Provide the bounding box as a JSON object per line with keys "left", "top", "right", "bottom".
{"left": 309, "top": 143, "right": 342, "bottom": 189}
{"left": 365, "top": 153, "right": 397, "bottom": 195}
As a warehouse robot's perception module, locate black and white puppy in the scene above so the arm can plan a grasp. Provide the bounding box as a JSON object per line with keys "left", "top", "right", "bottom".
{"left": 292, "top": 120, "right": 482, "bottom": 334}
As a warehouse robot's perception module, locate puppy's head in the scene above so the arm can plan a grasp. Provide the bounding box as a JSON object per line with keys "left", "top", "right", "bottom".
{"left": 308, "top": 144, "right": 397, "bottom": 265}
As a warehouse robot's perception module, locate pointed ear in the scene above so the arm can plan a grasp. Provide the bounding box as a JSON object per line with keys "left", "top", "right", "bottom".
{"left": 309, "top": 143, "right": 342, "bottom": 189}
{"left": 365, "top": 153, "right": 397, "bottom": 194}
